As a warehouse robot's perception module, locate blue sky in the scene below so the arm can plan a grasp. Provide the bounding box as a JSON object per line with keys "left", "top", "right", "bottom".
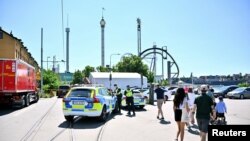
{"left": 1, "top": 0, "right": 249, "bottom": 77}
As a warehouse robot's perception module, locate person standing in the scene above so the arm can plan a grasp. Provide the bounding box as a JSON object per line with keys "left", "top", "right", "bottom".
{"left": 114, "top": 84, "right": 122, "bottom": 113}
{"left": 215, "top": 96, "right": 227, "bottom": 122}
{"left": 124, "top": 85, "right": 135, "bottom": 116}
{"left": 187, "top": 87, "right": 196, "bottom": 126}
{"left": 173, "top": 88, "right": 190, "bottom": 141}
{"left": 154, "top": 84, "right": 166, "bottom": 120}
{"left": 191, "top": 85, "right": 216, "bottom": 141}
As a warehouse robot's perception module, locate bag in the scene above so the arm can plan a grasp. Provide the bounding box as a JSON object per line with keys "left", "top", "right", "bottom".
{"left": 181, "top": 101, "right": 190, "bottom": 122}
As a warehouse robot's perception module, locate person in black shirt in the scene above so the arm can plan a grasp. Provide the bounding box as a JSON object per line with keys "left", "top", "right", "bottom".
{"left": 154, "top": 84, "right": 166, "bottom": 119}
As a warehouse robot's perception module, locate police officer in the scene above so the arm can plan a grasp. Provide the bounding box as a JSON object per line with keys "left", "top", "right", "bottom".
{"left": 114, "top": 84, "right": 122, "bottom": 113}
{"left": 124, "top": 85, "right": 135, "bottom": 116}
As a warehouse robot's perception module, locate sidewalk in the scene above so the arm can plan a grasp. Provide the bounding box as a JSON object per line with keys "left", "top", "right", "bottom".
{"left": 101, "top": 101, "right": 201, "bottom": 141}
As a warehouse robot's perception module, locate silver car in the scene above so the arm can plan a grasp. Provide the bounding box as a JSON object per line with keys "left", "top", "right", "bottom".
{"left": 227, "top": 87, "right": 250, "bottom": 99}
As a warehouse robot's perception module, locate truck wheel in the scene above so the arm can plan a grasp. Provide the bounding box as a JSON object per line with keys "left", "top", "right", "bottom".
{"left": 34, "top": 93, "right": 39, "bottom": 103}
{"left": 99, "top": 106, "right": 107, "bottom": 122}
{"left": 21, "top": 96, "right": 26, "bottom": 108}
{"left": 25, "top": 95, "right": 30, "bottom": 107}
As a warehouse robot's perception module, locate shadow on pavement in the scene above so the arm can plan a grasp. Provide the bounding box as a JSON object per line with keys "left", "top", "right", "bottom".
{"left": 58, "top": 113, "right": 116, "bottom": 129}
{"left": 187, "top": 127, "right": 200, "bottom": 135}
{"left": 0, "top": 105, "right": 20, "bottom": 116}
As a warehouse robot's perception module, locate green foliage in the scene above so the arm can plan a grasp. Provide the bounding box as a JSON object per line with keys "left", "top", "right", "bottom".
{"left": 147, "top": 71, "right": 154, "bottom": 83}
{"left": 72, "top": 70, "right": 83, "bottom": 84}
{"left": 43, "top": 70, "right": 60, "bottom": 90}
{"left": 83, "top": 65, "right": 95, "bottom": 77}
{"left": 238, "top": 82, "right": 250, "bottom": 87}
{"left": 96, "top": 66, "right": 109, "bottom": 72}
{"left": 116, "top": 55, "right": 148, "bottom": 76}
{"left": 160, "top": 79, "right": 169, "bottom": 86}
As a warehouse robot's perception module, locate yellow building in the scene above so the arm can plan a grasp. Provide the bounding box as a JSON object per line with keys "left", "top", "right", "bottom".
{"left": 0, "top": 27, "right": 40, "bottom": 72}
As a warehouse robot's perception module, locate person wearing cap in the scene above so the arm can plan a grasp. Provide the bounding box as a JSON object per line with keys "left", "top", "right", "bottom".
{"left": 191, "top": 85, "right": 216, "bottom": 141}
{"left": 124, "top": 85, "right": 135, "bottom": 116}
{"left": 114, "top": 84, "right": 122, "bottom": 113}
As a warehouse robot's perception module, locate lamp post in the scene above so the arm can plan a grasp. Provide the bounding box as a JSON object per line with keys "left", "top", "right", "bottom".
{"left": 47, "top": 56, "right": 50, "bottom": 70}
{"left": 109, "top": 53, "right": 120, "bottom": 89}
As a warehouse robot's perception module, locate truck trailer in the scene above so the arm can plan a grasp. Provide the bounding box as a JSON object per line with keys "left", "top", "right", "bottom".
{"left": 0, "top": 59, "right": 39, "bottom": 107}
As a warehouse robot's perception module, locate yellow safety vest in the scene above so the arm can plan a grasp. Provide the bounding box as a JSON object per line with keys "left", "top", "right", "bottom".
{"left": 126, "top": 89, "right": 133, "bottom": 97}
{"left": 115, "top": 88, "right": 121, "bottom": 95}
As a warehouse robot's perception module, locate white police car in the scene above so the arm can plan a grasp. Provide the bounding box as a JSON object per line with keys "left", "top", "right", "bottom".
{"left": 62, "top": 85, "right": 118, "bottom": 122}
{"left": 121, "top": 89, "right": 147, "bottom": 109}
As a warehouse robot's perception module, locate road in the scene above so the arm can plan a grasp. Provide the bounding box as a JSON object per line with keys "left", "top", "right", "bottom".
{"left": 0, "top": 96, "right": 250, "bottom": 141}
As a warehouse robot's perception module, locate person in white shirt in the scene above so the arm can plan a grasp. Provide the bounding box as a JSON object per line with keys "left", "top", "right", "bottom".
{"left": 187, "top": 87, "right": 196, "bottom": 127}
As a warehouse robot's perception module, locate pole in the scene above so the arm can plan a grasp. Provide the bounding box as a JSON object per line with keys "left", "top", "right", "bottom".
{"left": 40, "top": 28, "right": 43, "bottom": 94}
{"left": 109, "top": 53, "right": 120, "bottom": 89}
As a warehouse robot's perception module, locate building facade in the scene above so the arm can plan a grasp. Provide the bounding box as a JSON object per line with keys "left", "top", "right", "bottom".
{"left": 0, "top": 27, "right": 39, "bottom": 71}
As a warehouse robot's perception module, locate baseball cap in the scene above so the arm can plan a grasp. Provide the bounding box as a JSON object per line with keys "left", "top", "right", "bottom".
{"left": 200, "top": 85, "right": 208, "bottom": 91}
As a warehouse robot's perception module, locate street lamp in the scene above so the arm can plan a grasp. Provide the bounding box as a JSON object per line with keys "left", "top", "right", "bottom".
{"left": 47, "top": 56, "right": 50, "bottom": 70}
{"left": 109, "top": 53, "right": 120, "bottom": 89}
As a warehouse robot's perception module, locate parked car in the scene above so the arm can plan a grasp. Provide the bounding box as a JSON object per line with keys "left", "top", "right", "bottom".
{"left": 142, "top": 87, "right": 172, "bottom": 101}
{"left": 213, "top": 85, "right": 238, "bottom": 98}
{"left": 57, "top": 85, "right": 71, "bottom": 98}
{"left": 227, "top": 87, "right": 250, "bottom": 99}
{"left": 62, "top": 85, "right": 118, "bottom": 122}
{"left": 121, "top": 89, "right": 147, "bottom": 109}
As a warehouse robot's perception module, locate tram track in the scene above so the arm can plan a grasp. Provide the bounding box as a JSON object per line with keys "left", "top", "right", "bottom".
{"left": 20, "top": 98, "right": 59, "bottom": 141}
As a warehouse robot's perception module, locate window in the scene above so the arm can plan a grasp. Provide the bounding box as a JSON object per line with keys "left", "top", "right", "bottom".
{"left": 0, "top": 31, "right": 3, "bottom": 39}
{"left": 68, "top": 89, "right": 91, "bottom": 98}
{"left": 59, "top": 85, "right": 70, "bottom": 90}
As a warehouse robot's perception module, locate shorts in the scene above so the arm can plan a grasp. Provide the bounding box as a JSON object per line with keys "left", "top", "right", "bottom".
{"left": 157, "top": 99, "right": 164, "bottom": 109}
{"left": 174, "top": 109, "right": 182, "bottom": 121}
{"left": 197, "top": 118, "right": 210, "bottom": 133}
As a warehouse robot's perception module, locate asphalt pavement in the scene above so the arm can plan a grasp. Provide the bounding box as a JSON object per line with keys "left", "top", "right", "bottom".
{"left": 100, "top": 97, "right": 250, "bottom": 141}
{"left": 101, "top": 100, "right": 200, "bottom": 141}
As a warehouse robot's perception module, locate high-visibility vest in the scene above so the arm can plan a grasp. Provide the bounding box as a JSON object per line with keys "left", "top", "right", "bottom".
{"left": 125, "top": 89, "right": 133, "bottom": 97}
{"left": 115, "top": 88, "right": 121, "bottom": 95}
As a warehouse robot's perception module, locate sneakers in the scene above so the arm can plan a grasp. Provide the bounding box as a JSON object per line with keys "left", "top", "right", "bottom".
{"left": 157, "top": 116, "right": 164, "bottom": 120}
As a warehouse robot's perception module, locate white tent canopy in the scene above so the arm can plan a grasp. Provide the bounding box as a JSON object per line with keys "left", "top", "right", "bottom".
{"left": 89, "top": 72, "right": 148, "bottom": 90}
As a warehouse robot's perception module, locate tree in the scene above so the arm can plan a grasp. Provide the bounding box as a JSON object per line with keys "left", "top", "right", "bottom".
{"left": 116, "top": 55, "right": 148, "bottom": 76}
{"left": 238, "top": 82, "right": 250, "bottom": 87}
{"left": 72, "top": 70, "right": 83, "bottom": 84}
{"left": 43, "top": 70, "right": 60, "bottom": 93}
{"left": 96, "top": 65, "right": 109, "bottom": 72}
{"left": 147, "top": 71, "right": 154, "bottom": 83}
{"left": 83, "top": 65, "right": 95, "bottom": 77}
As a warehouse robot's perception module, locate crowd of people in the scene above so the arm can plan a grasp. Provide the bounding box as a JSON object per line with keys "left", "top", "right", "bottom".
{"left": 112, "top": 83, "right": 227, "bottom": 141}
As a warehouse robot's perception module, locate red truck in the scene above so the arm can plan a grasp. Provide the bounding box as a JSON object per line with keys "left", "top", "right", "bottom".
{"left": 0, "top": 59, "right": 39, "bottom": 107}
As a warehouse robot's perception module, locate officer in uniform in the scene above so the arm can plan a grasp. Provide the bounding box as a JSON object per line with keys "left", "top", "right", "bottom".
{"left": 114, "top": 84, "right": 122, "bottom": 113}
{"left": 124, "top": 85, "right": 135, "bottom": 116}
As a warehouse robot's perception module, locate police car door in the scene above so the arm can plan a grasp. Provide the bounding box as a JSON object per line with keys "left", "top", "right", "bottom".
{"left": 100, "top": 88, "right": 114, "bottom": 112}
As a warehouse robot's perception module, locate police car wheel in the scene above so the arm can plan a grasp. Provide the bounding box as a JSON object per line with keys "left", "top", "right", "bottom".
{"left": 65, "top": 116, "right": 74, "bottom": 122}
{"left": 139, "top": 105, "right": 144, "bottom": 109}
{"left": 99, "top": 106, "right": 107, "bottom": 121}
